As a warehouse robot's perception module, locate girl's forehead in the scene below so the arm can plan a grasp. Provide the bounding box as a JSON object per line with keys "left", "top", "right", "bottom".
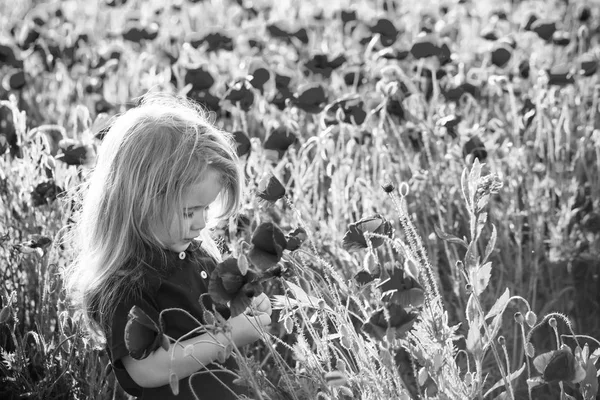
{"left": 182, "top": 169, "right": 223, "bottom": 205}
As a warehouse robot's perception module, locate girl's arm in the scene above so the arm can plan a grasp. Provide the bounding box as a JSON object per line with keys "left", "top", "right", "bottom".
{"left": 121, "top": 311, "right": 270, "bottom": 388}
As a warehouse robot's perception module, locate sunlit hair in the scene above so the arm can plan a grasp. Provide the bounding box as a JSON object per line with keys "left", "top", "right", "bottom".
{"left": 61, "top": 93, "right": 243, "bottom": 341}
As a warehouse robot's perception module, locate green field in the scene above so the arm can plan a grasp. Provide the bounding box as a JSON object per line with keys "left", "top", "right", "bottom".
{"left": 1, "top": 0, "right": 599, "bottom": 398}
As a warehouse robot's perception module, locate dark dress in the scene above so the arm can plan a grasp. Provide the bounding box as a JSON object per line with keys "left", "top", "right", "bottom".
{"left": 106, "top": 240, "right": 250, "bottom": 399}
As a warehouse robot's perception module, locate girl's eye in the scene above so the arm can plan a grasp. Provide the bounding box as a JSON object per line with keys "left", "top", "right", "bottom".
{"left": 183, "top": 206, "right": 209, "bottom": 219}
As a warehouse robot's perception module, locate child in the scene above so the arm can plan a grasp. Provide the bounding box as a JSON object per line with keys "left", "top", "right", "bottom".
{"left": 62, "top": 93, "right": 272, "bottom": 399}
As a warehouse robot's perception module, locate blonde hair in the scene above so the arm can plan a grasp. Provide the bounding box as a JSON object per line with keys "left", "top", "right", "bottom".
{"left": 61, "top": 93, "right": 243, "bottom": 340}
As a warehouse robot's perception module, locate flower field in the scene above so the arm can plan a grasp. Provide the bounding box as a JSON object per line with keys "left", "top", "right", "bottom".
{"left": 1, "top": 0, "right": 600, "bottom": 398}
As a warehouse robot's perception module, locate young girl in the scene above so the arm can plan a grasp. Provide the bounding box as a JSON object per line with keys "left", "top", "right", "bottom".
{"left": 62, "top": 93, "right": 271, "bottom": 399}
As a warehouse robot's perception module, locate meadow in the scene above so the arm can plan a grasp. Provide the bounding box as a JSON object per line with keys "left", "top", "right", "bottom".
{"left": 1, "top": 0, "right": 599, "bottom": 398}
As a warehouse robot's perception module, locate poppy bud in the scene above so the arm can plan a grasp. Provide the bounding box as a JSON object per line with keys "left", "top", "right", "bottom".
{"left": 548, "top": 317, "right": 557, "bottom": 329}
{"left": 381, "top": 182, "right": 395, "bottom": 193}
{"left": 514, "top": 312, "right": 524, "bottom": 324}
{"left": 525, "top": 311, "right": 537, "bottom": 327}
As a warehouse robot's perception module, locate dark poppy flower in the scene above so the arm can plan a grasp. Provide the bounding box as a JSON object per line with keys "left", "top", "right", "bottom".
{"left": 224, "top": 79, "right": 254, "bottom": 111}
{"left": 289, "top": 84, "right": 327, "bottom": 113}
{"left": 233, "top": 131, "right": 251, "bottom": 157}
{"left": 533, "top": 346, "right": 586, "bottom": 384}
{"left": 187, "top": 90, "right": 220, "bottom": 113}
{"left": 14, "top": 235, "right": 52, "bottom": 254}
{"left": 303, "top": 54, "right": 347, "bottom": 78}
{"left": 142, "top": 23, "right": 159, "bottom": 40}
{"left": 552, "top": 31, "right": 570, "bottom": 46}
{"left": 438, "top": 114, "right": 461, "bottom": 139}
{"left": 257, "top": 174, "right": 286, "bottom": 202}
{"left": 271, "top": 87, "right": 293, "bottom": 110}
{"left": 481, "top": 28, "right": 498, "bottom": 41}
{"left": 578, "top": 54, "right": 597, "bottom": 76}
{"left": 443, "top": 82, "right": 479, "bottom": 102}
{"left": 31, "top": 180, "right": 63, "bottom": 207}
{"left": 2, "top": 70, "right": 26, "bottom": 90}
{"left": 16, "top": 23, "right": 40, "bottom": 49}
{"left": 191, "top": 32, "right": 233, "bottom": 52}
{"left": 267, "top": 24, "right": 290, "bottom": 39}
{"left": 235, "top": 214, "right": 251, "bottom": 235}
{"left": 437, "top": 42, "right": 452, "bottom": 65}
{"left": 354, "top": 270, "right": 377, "bottom": 285}
{"left": 547, "top": 64, "right": 574, "bottom": 86}
{"left": 285, "top": 227, "right": 307, "bottom": 251}
{"left": 95, "top": 98, "right": 112, "bottom": 114}
{"left": 293, "top": 28, "right": 309, "bottom": 44}
{"left": 531, "top": 19, "right": 556, "bottom": 41}
{"left": 122, "top": 24, "right": 145, "bottom": 43}
{"left": 248, "top": 222, "right": 287, "bottom": 270}
{"left": 184, "top": 66, "right": 215, "bottom": 91}
{"left": 523, "top": 14, "right": 538, "bottom": 31}
{"left": 324, "top": 96, "right": 366, "bottom": 126}
{"left": 263, "top": 126, "right": 297, "bottom": 158}
{"left": 377, "top": 268, "right": 424, "bottom": 307}
{"left": 362, "top": 303, "right": 418, "bottom": 340}
{"left": 463, "top": 136, "right": 487, "bottom": 162}
{"left": 342, "top": 214, "right": 393, "bottom": 251}
{"left": 56, "top": 139, "right": 95, "bottom": 166}
{"left": 249, "top": 67, "right": 270, "bottom": 92}
{"left": 343, "top": 67, "right": 367, "bottom": 87}
{"left": 105, "top": 0, "right": 128, "bottom": 6}
{"left": 124, "top": 306, "right": 162, "bottom": 360}
{"left": 247, "top": 38, "right": 264, "bottom": 50}
{"left": 519, "top": 60, "right": 530, "bottom": 79}
{"left": 490, "top": 44, "right": 512, "bottom": 67}
{"left": 275, "top": 73, "right": 291, "bottom": 89}
{"left": 340, "top": 10, "right": 357, "bottom": 26}
{"left": 386, "top": 98, "right": 405, "bottom": 120}
{"left": 579, "top": 6, "right": 591, "bottom": 22}
{"left": 209, "top": 258, "right": 262, "bottom": 303}
{"left": 370, "top": 18, "right": 398, "bottom": 47}
{"left": 0, "top": 43, "right": 23, "bottom": 68}
{"left": 410, "top": 33, "right": 441, "bottom": 59}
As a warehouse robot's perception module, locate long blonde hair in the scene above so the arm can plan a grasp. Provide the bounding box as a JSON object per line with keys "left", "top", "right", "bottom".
{"left": 61, "top": 93, "right": 243, "bottom": 341}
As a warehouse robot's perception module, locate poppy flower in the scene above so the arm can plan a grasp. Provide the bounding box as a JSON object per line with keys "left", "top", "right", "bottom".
{"left": 105, "top": 0, "right": 128, "bottom": 6}
{"left": 519, "top": 60, "right": 530, "bottom": 79}
{"left": 285, "top": 227, "right": 307, "bottom": 251}
{"left": 249, "top": 67, "right": 270, "bottom": 92}
{"left": 248, "top": 222, "right": 287, "bottom": 270}
{"left": 263, "top": 126, "right": 297, "bottom": 158}
{"left": 289, "top": 84, "right": 327, "bottom": 113}
{"left": 481, "top": 28, "right": 499, "bottom": 41}
{"left": 122, "top": 24, "right": 145, "bottom": 43}
{"left": 293, "top": 28, "right": 309, "bottom": 44}
{"left": 271, "top": 86, "right": 293, "bottom": 110}
{"left": 266, "top": 24, "right": 308, "bottom": 44}
{"left": 437, "top": 42, "right": 452, "bottom": 65}
{"left": 55, "top": 139, "right": 96, "bottom": 166}
{"left": 463, "top": 136, "right": 487, "bottom": 162}
{"left": 142, "top": 23, "right": 159, "bottom": 41}
{"left": 257, "top": 174, "right": 286, "bottom": 202}
{"left": 208, "top": 257, "right": 263, "bottom": 316}
{"left": 190, "top": 32, "right": 233, "bottom": 52}
{"left": 362, "top": 303, "right": 418, "bottom": 340}
{"left": 533, "top": 346, "right": 586, "bottom": 384}
{"left": 370, "top": 18, "right": 398, "bottom": 47}
{"left": 124, "top": 306, "right": 163, "bottom": 360}
{"left": 410, "top": 33, "right": 441, "bottom": 59}
{"left": 2, "top": 70, "right": 26, "bottom": 90}
{"left": 547, "top": 64, "right": 574, "bottom": 86}
{"left": 552, "top": 31, "right": 570, "bottom": 46}
{"left": 0, "top": 43, "right": 23, "bottom": 68}
{"left": 523, "top": 14, "right": 538, "bottom": 31}
{"left": 224, "top": 79, "right": 254, "bottom": 111}
{"left": 303, "top": 54, "right": 347, "bottom": 78}
{"left": 343, "top": 67, "right": 367, "bottom": 87}
{"left": 377, "top": 268, "right": 424, "bottom": 308}
{"left": 187, "top": 90, "right": 220, "bottom": 113}
{"left": 31, "top": 180, "right": 63, "bottom": 207}
{"left": 443, "top": 82, "right": 479, "bottom": 102}
{"left": 490, "top": 44, "right": 512, "bottom": 67}
{"left": 578, "top": 54, "right": 597, "bottom": 76}
{"left": 386, "top": 98, "right": 405, "bottom": 120}
{"left": 184, "top": 66, "right": 215, "bottom": 91}
{"left": 531, "top": 19, "right": 556, "bottom": 41}
{"left": 342, "top": 214, "right": 393, "bottom": 251}
{"left": 579, "top": 6, "right": 591, "bottom": 22}
{"left": 247, "top": 38, "right": 264, "bottom": 50}
{"left": 340, "top": 10, "right": 357, "bottom": 26}
{"left": 233, "top": 131, "right": 251, "bottom": 157}
{"left": 323, "top": 96, "right": 367, "bottom": 126}
{"left": 16, "top": 23, "right": 40, "bottom": 49}
{"left": 438, "top": 114, "right": 461, "bottom": 139}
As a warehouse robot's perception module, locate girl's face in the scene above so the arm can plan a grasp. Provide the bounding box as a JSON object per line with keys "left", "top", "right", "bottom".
{"left": 155, "top": 168, "right": 223, "bottom": 253}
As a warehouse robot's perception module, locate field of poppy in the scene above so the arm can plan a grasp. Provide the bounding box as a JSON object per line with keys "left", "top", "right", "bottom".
{"left": 1, "top": 0, "right": 600, "bottom": 398}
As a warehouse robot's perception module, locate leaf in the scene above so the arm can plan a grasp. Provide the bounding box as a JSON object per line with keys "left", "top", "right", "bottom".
{"left": 486, "top": 288, "right": 510, "bottom": 319}
{"left": 468, "top": 158, "right": 482, "bottom": 206}
{"left": 581, "top": 358, "right": 599, "bottom": 399}
{"left": 483, "top": 363, "right": 526, "bottom": 398}
{"left": 434, "top": 225, "right": 468, "bottom": 248}
{"left": 483, "top": 313, "right": 503, "bottom": 352}
{"left": 169, "top": 372, "right": 179, "bottom": 395}
{"left": 472, "top": 262, "right": 492, "bottom": 295}
{"left": 466, "top": 321, "right": 483, "bottom": 359}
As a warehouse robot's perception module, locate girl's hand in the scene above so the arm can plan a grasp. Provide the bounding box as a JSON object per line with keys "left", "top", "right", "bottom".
{"left": 229, "top": 311, "right": 271, "bottom": 347}
{"left": 247, "top": 293, "right": 272, "bottom": 316}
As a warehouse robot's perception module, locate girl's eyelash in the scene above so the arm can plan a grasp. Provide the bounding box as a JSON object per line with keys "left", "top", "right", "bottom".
{"left": 183, "top": 205, "right": 209, "bottom": 218}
